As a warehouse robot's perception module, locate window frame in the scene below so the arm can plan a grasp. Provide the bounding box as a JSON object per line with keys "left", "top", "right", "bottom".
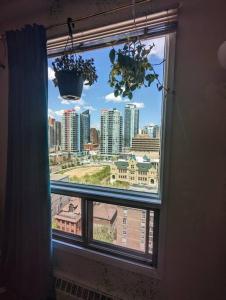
{"left": 49, "top": 27, "right": 177, "bottom": 270}
{"left": 51, "top": 181, "right": 160, "bottom": 266}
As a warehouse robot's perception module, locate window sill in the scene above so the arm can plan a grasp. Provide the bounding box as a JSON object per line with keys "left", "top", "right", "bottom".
{"left": 52, "top": 239, "right": 160, "bottom": 279}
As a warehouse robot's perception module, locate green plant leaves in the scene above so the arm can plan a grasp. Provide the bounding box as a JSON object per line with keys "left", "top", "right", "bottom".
{"left": 109, "top": 48, "right": 116, "bottom": 64}
{"left": 108, "top": 41, "right": 163, "bottom": 99}
{"left": 52, "top": 54, "right": 98, "bottom": 87}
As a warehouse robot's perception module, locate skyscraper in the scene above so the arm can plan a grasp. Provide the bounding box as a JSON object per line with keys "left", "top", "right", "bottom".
{"left": 90, "top": 128, "right": 99, "bottom": 145}
{"left": 48, "top": 117, "right": 55, "bottom": 148}
{"left": 61, "top": 110, "right": 80, "bottom": 152}
{"left": 54, "top": 120, "right": 61, "bottom": 147}
{"left": 153, "top": 125, "right": 160, "bottom": 139}
{"left": 142, "top": 124, "right": 160, "bottom": 139}
{"left": 80, "top": 110, "right": 90, "bottom": 151}
{"left": 101, "top": 108, "right": 123, "bottom": 155}
{"left": 142, "top": 123, "right": 155, "bottom": 138}
{"left": 48, "top": 117, "right": 61, "bottom": 149}
{"left": 124, "top": 104, "right": 139, "bottom": 147}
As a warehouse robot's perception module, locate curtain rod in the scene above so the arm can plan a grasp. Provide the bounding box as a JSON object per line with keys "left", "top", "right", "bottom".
{"left": 47, "top": 0, "right": 152, "bottom": 30}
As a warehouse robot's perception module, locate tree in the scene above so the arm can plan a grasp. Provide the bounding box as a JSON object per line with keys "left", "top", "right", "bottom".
{"left": 93, "top": 225, "right": 115, "bottom": 243}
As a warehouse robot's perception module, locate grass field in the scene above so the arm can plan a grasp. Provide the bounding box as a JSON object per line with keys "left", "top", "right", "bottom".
{"left": 62, "top": 165, "right": 105, "bottom": 178}
{"left": 59, "top": 164, "right": 129, "bottom": 189}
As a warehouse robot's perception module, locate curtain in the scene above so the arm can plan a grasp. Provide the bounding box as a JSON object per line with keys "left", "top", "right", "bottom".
{"left": 1, "top": 25, "right": 55, "bottom": 300}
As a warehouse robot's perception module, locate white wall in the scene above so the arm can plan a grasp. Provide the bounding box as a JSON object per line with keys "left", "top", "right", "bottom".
{"left": 0, "top": 0, "right": 226, "bottom": 299}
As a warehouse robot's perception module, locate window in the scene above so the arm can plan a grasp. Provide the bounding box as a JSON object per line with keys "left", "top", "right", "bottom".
{"left": 48, "top": 8, "right": 177, "bottom": 267}
{"left": 48, "top": 35, "right": 164, "bottom": 193}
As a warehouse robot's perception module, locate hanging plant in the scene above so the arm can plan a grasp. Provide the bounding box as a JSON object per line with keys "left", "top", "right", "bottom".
{"left": 108, "top": 40, "right": 163, "bottom": 99}
{"left": 52, "top": 54, "right": 98, "bottom": 100}
{"left": 52, "top": 18, "right": 98, "bottom": 100}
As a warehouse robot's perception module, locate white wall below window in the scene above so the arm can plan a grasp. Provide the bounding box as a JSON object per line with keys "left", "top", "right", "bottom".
{"left": 53, "top": 241, "right": 160, "bottom": 299}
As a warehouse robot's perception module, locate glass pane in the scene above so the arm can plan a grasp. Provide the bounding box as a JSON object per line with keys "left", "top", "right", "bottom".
{"left": 51, "top": 194, "right": 82, "bottom": 236}
{"left": 48, "top": 36, "right": 165, "bottom": 193}
{"left": 93, "top": 202, "right": 151, "bottom": 253}
{"left": 149, "top": 210, "right": 154, "bottom": 254}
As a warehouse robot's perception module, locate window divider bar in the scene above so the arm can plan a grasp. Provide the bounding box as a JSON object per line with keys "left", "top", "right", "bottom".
{"left": 145, "top": 209, "right": 150, "bottom": 255}
{"left": 81, "top": 198, "right": 88, "bottom": 246}
{"left": 87, "top": 200, "right": 93, "bottom": 243}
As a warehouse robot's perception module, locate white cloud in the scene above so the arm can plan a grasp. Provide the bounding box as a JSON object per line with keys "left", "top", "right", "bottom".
{"left": 105, "top": 93, "right": 125, "bottom": 103}
{"left": 74, "top": 106, "right": 81, "bottom": 112}
{"left": 76, "top": 97, "right": 85, "bottom": 106}
{"left": 58, "top": 95, "right": 85, "bottom": 106}
{"left": 58, "top": 95, "right": 72, "bottom": 105}
{"left": 55, "top": 110, "right": 64, "bottom": 117}
{"left": 131, "top": 102, "right": 144, "bottom": 109}
{"left": 83, "top": 81, "right": 91, "bottom": 90}
{"left": 83, "top": 105, "right": 96, "bottom": 112}
{"left": 61, "top": 99, "right": 70, "bottom": 105}
{"left": 145, "top": 37, "right": 165, "bottom": 60}
{"left": 48, "top": 108, "right": 55, "bottom": 118}
{"left": 48, "top": 66, "right": 55, "bottom": 80}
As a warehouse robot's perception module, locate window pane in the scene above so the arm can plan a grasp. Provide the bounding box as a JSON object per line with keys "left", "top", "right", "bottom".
{"left": 48, "top": 36, "right": 165, "bottom": 194}
{"left": 93, "top": 202, "right": 152, "bottom": 253}
{"left": 149, "top": 211, "right": 154, "bottom": 254}
{"left": 51, "top": 194, "right": 82, "bottom": 236}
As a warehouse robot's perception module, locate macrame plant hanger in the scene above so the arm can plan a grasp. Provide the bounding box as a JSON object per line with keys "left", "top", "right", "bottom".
{"left": 64, "top": 17, "right": 75, "bottom": 54}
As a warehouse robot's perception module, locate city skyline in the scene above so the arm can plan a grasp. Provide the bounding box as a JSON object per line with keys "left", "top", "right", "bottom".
{"left": 48, "top": 36, "right": 163, "bottom": 194}
{"left": 48, "top": 37, "right": 165, "bottom": 129}
{"left": 49, "top": 106, "right": 161, "bottom": 152}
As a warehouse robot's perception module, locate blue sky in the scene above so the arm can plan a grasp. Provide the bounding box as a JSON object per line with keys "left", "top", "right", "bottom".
{"left": 48, "top": 37, "right": 165, "bottom": 129}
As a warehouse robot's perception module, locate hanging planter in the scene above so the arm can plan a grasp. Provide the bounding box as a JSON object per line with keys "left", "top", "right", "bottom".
{"left": 52, "top": 54, "right": 98, "bottom": 100}
{"left": 108, "top": 39, "right": 163, "bottom": 99}
{"left": 52, "top": 18, "right": 98, "bottom": 100}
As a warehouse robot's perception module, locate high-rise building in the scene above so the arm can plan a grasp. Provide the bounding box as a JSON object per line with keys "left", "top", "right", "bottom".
{"left": 124, "top": 104, "right": 139, "bottom": 147}
{"left": 90, "top": 128, "right": 99, "bottom": 145}
{"left": 142, "top": 124, "right": 160, "bottom": 139}
{"left": 142, "top": 123, "right": 154, "bottom": 138}
{"left": 116, "top": 208, "right": 154, "bottom": 253}
{"left": 153, "top": 125, "right": 160, "bottom": 139}
{"left": 48, "top": 117, "right": 55, "bottom": 148}
{"left": 48, "top": 117, "right": 61, "bottom": 149}
{"left": 54, "top": 120, "right": 61, "bottom": 147}
{"left": 80, "top": 110, "right": 90, "bottom": 151}
{"left": 101, "top": 108, "right": 123, "bottom": 155}
{"left": 131, "top": 134, "right": 160, "bottom": 152}
{"left": 61, "top": 110, "right": 80, "bottom": 152}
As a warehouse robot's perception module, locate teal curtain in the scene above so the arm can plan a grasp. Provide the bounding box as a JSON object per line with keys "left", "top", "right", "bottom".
{"left": 1, "top": 25, "right": 55, "bottom": 300}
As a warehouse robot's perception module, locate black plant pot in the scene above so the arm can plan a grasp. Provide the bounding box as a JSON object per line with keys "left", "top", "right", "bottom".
{"left": 56, "top": 70, "right": 84, "bottom": 100}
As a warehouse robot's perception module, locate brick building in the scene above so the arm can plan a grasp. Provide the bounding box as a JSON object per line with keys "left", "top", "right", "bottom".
{"left": 116, "top": 207, "right": 154, "bottom": 253}
{"left": 54, "top": 197, "right": 82, "bottom": 235}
